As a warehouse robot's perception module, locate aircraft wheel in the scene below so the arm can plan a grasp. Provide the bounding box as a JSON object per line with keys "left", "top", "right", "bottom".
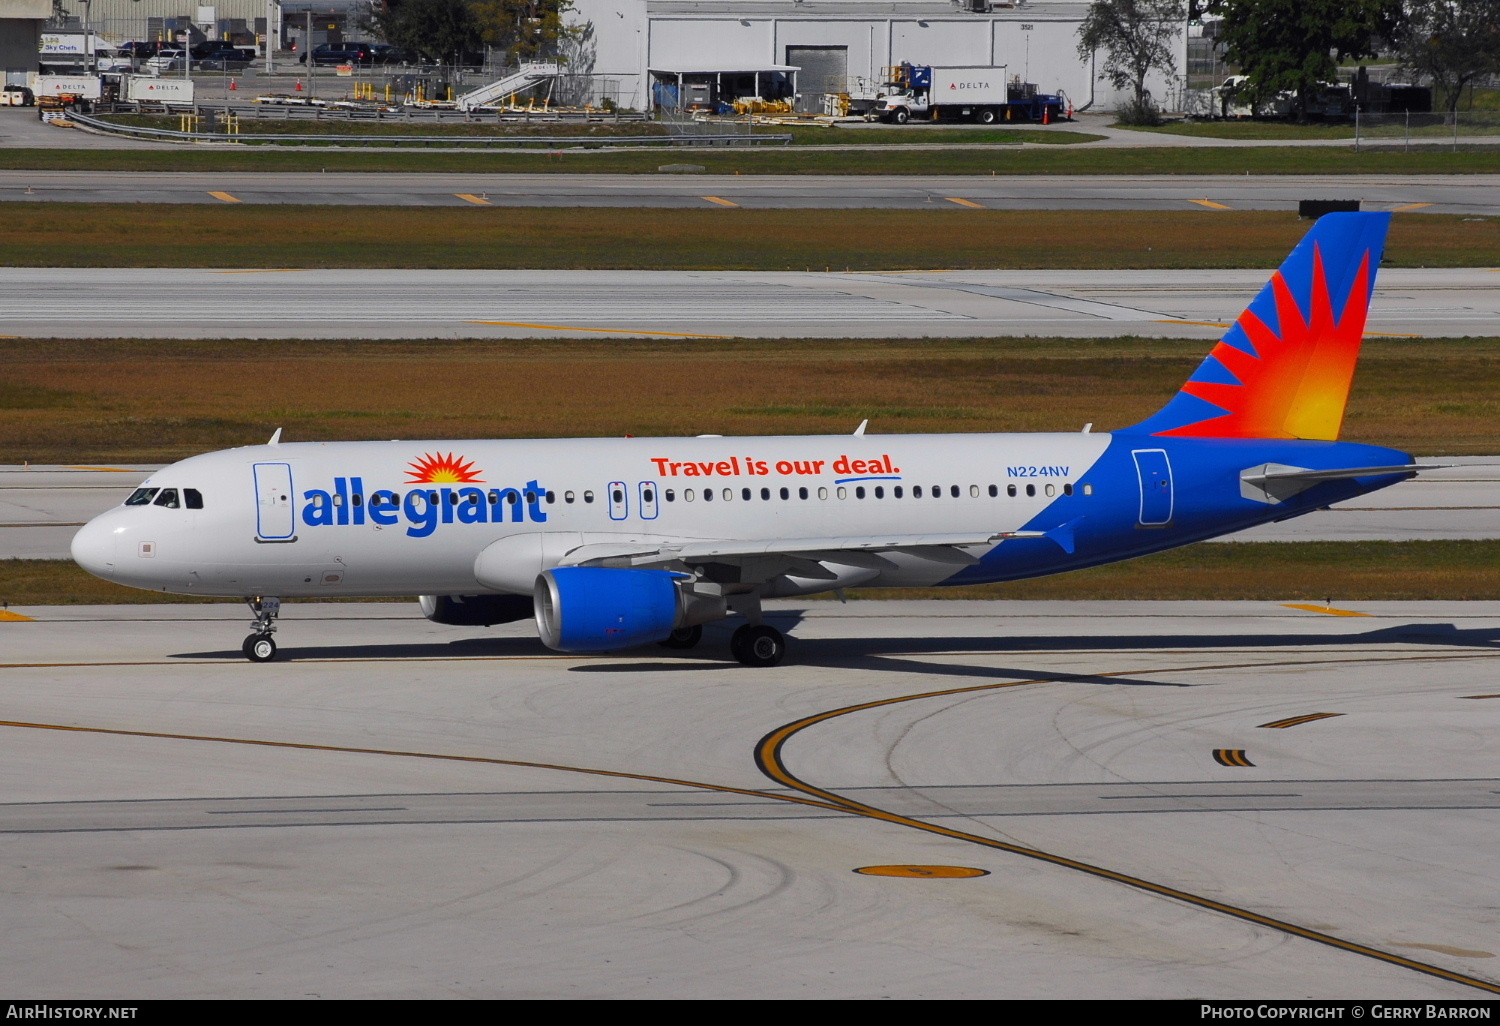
{"left": 243, "top": 633, "right": 277, "bottom": 662}
{"left": 731, "top": 624, "right": 785, "bottom": 668}
{"left": 978, "top": 108, "right": 997, "bottom": 125}
{"left": 658, "top": 624, "right": 703, "bottom": 650}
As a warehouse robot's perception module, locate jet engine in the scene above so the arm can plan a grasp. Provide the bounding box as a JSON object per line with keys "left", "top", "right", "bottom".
{"left": 533, "top": 567, "right": 725, "bottom": 652}
{"left": 419, "top": 593, "right": 534, "bottom": 627}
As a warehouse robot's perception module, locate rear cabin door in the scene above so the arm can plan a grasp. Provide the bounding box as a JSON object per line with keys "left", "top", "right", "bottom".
{"left": 1132, "top": 449, "right": 1174, "bottom": 526}
{"left": 253, "top": 462, "right": 296, "bottom": 540}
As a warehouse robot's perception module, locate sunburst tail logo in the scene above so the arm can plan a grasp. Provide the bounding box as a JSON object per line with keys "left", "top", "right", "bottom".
{"left": 1129, "top": 212, "right": 1391, "bottom": 442}
{"left": 405, "top": 452, "right": 484, "bottom": 484}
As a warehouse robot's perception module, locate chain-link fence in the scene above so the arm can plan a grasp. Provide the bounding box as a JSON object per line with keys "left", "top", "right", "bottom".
{"left": 1354, "top": 110, "right": 1500, "bottom": 150}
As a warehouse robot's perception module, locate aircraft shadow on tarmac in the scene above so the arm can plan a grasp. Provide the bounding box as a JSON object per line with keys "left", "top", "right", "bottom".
{"left": 169, "top": 615, "right": 1500, "bottom": 675}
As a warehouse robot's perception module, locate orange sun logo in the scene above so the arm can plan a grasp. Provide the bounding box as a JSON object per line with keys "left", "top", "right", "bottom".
{"left": 405, "top": 452, "right": 484, "bottom": 484}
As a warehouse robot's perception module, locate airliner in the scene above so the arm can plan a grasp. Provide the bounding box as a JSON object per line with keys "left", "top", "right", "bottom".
{"left": 71, "top": 212, "right": 1429, "bottom": 666}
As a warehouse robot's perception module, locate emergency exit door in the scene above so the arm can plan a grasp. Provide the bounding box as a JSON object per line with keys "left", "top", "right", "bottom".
{"left": 1132, "top": 449, "right": 1174, "bottom": 526}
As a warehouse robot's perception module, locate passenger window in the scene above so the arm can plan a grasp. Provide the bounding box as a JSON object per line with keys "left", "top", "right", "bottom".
{"left": 969, "top": 485, "right": 979, "bottom": 497}
{"left": 798, "top": 487, "right": 808, "bottom": 499}
{"left": 1026, "top": 484, "right": 1036, "bottom": 497}
{"left": 353, "top": 493, "right": 363, "bottom": 507}
{"left": 723, "top": 488, "right": 733, "bottom": 501}
{"left": 703, "top": 489, "right": 713, "bottom": 502}
{"left": 837, "top": 487, "right": 847, "bottom": 499}
{"left": 760, "top": 487, "right": 770, "bottom": 500}
{"left": 685, "top": 489, "right": 696, "bottom": 502}
{"left": 584, "top": 491, "right": 595, "bottom": 503}
{"left": 611, "top": 488, "right": 623, "bottom": 504}
{"left": 565, "top": 491, "right": 575, "bottom": 503}
{"left": 988, "top": 485, "right": 998, "bottom": 497}
{"left": 1045, "top": 484, "right": 1056, "bottom": 497}
{"left": 913, "top": 486, "right": 923, "bottom": 498}
{"left": 874, "top": 486, "right": 884, "bottom": 498}
{"left": 546, "top": 491, "right": 555, "bottom": 504}
{"left": 855, "top": 486, "right": 865, "bottom": 499}
{"left": 932, "top": 486, "right": 941, "bottom": 498}
{"left": 894, "top": 486, "right": 903, "bottom": 498}
{"left": 1064, "top": 483, "right": 1074, "bottom": 496}
{"left": 817, "top": 487, "right": 828, "bottom": 500}
{"left": 1008, "top": 484, "right": 1017, "bottom": 497}
{"left": 1083, "top": 484, "right": 1093, "bottom": 496}
{"left": 153, "top": 488, "right": 180, "bottom": 508}
{"left": 665, "top": 489, "right": 675, "bottom": 502}
{"left": 184, "top": 488, "right": 204, "bottom": 509}
{"left": 125, "top": 488, "right": 158, "bottom": 506}
{"left": 469, "top": 493, "right": 481, "bottom": 505}
{"left": 951, "top": 485, "right": 961, "bottom": 498}
{"left": 741, "top": 488, "right": 751, "bottom": 501}
{"left": 779, "top": 487, "right": 789, "bottom": 500}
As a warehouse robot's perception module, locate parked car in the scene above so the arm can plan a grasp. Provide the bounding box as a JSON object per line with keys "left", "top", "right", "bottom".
{"left": 145, "top": 48, "right": 188, "bottom": 73}
{"left": 371, "top": 43, "right": 423, "bottom": 66}
{"left": 191, "top": 40, "right": 254, "bottom": 68}
{"left": 299, "top": 42, "right": 380, "bottom": 66}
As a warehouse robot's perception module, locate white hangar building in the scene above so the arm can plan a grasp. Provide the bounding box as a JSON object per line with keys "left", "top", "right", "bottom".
{"left": 566, "top": 0, "right": 1188, "bottom": 114}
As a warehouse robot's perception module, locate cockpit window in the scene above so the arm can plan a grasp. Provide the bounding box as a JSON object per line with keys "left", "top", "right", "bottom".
{"left": 153, "top": 488, "right": 180, "bottom": 508}
{"left": 184, "top": 488, "right": 204, "bottom": 509}
{"left": 125, "top": 487, "right": 159, "bottom": 506}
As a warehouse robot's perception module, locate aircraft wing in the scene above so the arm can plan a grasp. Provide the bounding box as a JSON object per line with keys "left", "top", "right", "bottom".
{"left": 558, "top": 524, "right": 1084, "bottom": 582}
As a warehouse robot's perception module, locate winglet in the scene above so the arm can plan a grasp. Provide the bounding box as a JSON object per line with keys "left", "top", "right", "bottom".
{"left": 853, "top": 419, "right": 868, "bottom": 437}
{"left": 268, "top": 428, "right": 282, "bottom": 446}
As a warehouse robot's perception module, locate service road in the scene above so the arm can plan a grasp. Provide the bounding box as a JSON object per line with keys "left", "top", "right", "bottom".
{"left": 1, "top": 599, "right": 1498, "bottom": 997}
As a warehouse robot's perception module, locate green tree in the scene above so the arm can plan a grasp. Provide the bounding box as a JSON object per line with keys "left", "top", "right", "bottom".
{"left": 1076, "top": 0, "right": 1187, "bottom": 123}
{"left": 372, "top": 0, "right": 483, "bottom": 63}
{"left": 1398, "top": 0, "right": 1500, "bottom": 113}
{"left": 1204, "top": 0, "right": 1405, "bottom": 116}
{"left": 470, "top": 0, "right": 576, "bottom": 64}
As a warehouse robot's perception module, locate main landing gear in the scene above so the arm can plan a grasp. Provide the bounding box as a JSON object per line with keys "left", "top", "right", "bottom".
{"left": 730, "top": 623, "right": 786, "bottom": 668}
{"left": 243, "top": 596, "right": 281, "bottom": 662}
{"left": 658, "top": 622, "right": 785, "bottom": 666}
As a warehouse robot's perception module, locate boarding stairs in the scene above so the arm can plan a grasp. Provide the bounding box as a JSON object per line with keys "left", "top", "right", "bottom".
{"left": 455, "top": 62, "right": 562, "bottom": 112}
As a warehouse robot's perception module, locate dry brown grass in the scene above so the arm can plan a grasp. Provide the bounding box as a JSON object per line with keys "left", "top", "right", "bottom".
{"left": 2, "top": 337, "right": 1498, "bottom": 464}
{"left": 0, "top": 208, "right": 1496, "bottom": 269}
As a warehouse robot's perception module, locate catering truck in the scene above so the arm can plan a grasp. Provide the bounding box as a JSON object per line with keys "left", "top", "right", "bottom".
{"left": 872, "top": 63, "right": 1067, "bottom": 124}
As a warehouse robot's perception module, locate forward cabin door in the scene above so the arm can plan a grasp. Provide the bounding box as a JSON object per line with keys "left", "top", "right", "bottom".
{"left": 253, "top": 462, "right": 296, "bottom": 540}
{"left": 1132, "top": 449, "right": 1174, "bottom": 526}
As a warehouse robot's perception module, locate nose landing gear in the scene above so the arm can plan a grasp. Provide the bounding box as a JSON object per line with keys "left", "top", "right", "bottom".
{"left": 243, "top": 596, "right": 281, "bottom": 662}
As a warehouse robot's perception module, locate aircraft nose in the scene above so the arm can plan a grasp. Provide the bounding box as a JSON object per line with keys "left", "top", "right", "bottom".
{"left": 71, "top": 514, "right": 120, "bottom": 580}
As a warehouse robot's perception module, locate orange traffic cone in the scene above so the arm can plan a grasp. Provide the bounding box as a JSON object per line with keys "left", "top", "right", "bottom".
{"left": 1042, "top": 106, "right": 1050, "bottom": 125}
{"left": 1066, "top": 102, "right": 1074, "bottom": 119}
{"left": 229, "top": 79, "right": 237, "bottom": 91}
{"left": 294, "top": 79, "right": 302, "bottom": 91}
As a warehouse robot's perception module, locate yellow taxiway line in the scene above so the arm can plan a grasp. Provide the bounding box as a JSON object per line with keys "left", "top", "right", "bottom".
{"left": 1189, "top": 199, "right": 1233, "bottom": 210}
{"left": 945, "top": 197, "right": 985, "bottom": 209}
{"left": 1283, "top": 603, "right": 1371, "bottom": 617}
{"left": 468, "top": 320, "right": 730, "bottom": 338}
{"left": 701, "top": 196, "right": 739, "bottom": 207}
{"left": 1391, "top": 202, "right": 1433, "bottom": 212}
{"left": 455, "top": 193, "right": 493, "bottom": 205}
{"left": 207, "top": 191, "right": 241, "bottom": 203}
{"left": 1158, "top": 319, "right": 1230, "bottom": 329}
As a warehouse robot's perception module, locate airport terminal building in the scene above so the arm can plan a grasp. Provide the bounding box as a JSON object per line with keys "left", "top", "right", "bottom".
{"left": 566, "top": 0, "right": 1188, "bottom": 113}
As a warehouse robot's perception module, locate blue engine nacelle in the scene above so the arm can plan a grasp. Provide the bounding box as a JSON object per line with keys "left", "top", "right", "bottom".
{"left": 534, "top": 567, "right": 689, "bottom": 652}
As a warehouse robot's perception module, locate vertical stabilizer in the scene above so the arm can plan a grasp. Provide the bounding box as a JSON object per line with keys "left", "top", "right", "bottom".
{"left": 1130, "top": 212, "right": 1391, "bottom": 441}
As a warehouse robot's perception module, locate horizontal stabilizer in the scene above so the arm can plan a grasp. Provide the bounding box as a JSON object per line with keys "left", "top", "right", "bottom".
{"left": 1240, "top": 462, "right": 1442, "bottom": 504}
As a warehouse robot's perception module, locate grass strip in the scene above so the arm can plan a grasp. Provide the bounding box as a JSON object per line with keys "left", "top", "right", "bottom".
{"left": 7, "top": 541, "right": 1500, "bottom": 605}
{"left": 0, "top": 208, "right": 1495, "bottom": 270}
{"left": 4, "top": 336, "right": 1499, "bottom": 464}
{"left": 4, "top": 144, "right": 1500, "bottom": 174}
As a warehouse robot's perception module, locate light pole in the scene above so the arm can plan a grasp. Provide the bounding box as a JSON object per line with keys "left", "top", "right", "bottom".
{"left": 266, "top": 0, "right": 278, "bottom": 74}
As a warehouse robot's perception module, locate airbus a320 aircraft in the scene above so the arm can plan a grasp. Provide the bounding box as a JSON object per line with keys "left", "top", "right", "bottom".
{"left": 73, "top": 212, "right": 1430, "bottom": 666}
